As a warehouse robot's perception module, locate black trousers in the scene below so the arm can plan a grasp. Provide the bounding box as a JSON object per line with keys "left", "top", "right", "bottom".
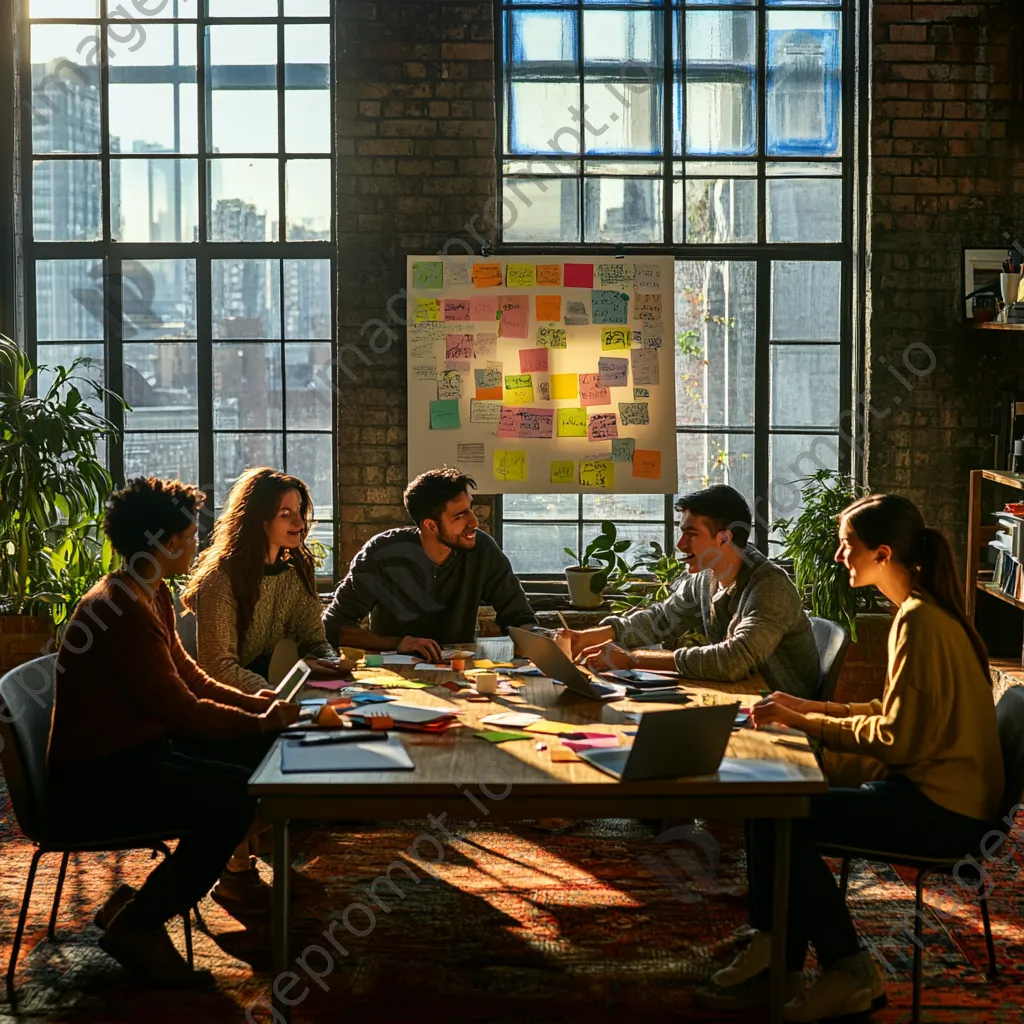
{"left": 748, "top": 776, "right": 989, "bottom": 971}
{"left": 50, "top": 733, "right": 276, "bottom": 928}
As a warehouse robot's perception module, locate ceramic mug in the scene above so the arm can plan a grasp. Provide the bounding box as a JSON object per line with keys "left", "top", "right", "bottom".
{"left": 475, "top": 672, "right": 499, "bottom": 694}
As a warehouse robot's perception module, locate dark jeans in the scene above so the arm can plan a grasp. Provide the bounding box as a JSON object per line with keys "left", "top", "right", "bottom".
{"left": 748, "top": 776, "right": 989, "bottom": 971}
{"left": 49, "top": 733, "right": 276, "bottom": 928}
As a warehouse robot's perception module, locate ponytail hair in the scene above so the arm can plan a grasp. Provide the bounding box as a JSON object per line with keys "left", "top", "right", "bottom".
{"left": 841, "top": 495, "right": 990, "bottom": 681}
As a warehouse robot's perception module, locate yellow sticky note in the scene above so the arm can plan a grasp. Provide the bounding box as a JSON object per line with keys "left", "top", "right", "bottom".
{"left": 601, "top": 327, "right": 630, "bottom": 350}
{"left": 506, "top": 264, "right": 537, "bottom": 288}
{"left": 550, "top": 460, "right": 575, "bottom": 484}
{"left": 557, "top": 408, "right": 587, "bottom": 437}
{"left": 414, "top": 298, "right": 442, "bottom": 322}
{"left": 535, "top": 295, "right": 562, "bottom": 322}
{"left": 550, "top": 373, "right": 579, "bottom": 400}
{"left": 494, "top": 449, "right": 527, "bottom": 482}
{"left": 580, "top": 459, "right": 615, "bottom": 489}
{"left": 504, "top": 374, "right": 534, "bottom": 405}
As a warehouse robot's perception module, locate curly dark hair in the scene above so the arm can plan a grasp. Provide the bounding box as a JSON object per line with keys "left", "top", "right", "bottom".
{"left": 104, "top": 477, "right": 204, "bottom": 560}
{"left": 404, "top": 468, "right": 477, "bottom": 526}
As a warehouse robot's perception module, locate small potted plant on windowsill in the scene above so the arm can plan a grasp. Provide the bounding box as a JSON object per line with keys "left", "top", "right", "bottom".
{"left": 563, "top": 522, "right": 631, "bottom": 609}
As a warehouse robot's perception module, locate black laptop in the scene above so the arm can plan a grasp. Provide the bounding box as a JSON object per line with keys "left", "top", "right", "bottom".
{"left": 507, "top": 626, "right": 626, "bottom": 701}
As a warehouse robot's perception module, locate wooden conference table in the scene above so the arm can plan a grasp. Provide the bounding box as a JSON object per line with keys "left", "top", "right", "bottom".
{"left": 249, "top": 663, "right": 827, "bottom": 1023}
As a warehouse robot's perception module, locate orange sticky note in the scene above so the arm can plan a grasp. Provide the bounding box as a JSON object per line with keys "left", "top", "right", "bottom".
{"left": 536, "top": 265, "right": 562, "bottom": 286}
{"left": 550, "top": 745, "right": 579, "bottom": 763}
{"left": 472, "top": 262, "right": 503, "bottom": 288}
{"left": 476, "top": 386, "right": 503, "bottom": 401}
{"left": 536, "top": 295, "right": 562, "bottom": 322}
{"left": 633, "top": 450, "right": 662, "bottom": 480}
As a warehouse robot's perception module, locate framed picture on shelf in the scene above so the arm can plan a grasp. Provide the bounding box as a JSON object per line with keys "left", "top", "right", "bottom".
{"left": 964, "top": 248, "right": 1008, "bottom": 319}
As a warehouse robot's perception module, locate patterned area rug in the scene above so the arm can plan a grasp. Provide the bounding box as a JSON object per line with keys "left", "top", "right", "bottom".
{"left": 2, "top": 772, "right": 1023, "bottom": 1023}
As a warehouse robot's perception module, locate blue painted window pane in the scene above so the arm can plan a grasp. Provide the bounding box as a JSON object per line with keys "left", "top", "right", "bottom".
{"left": 766, "top": 11, "right": 841, "bottom": 156}
{"left": 685, "top": 11, "right": 757, "bottom": 156}
{"left": 506, "top": 0, "right": 662, "bottom": 5}
{"left": 508, "top": 10, "right": 577, "bottom": 65}
{"left": 766, "top": 0, "right": 840, "bottom": 6}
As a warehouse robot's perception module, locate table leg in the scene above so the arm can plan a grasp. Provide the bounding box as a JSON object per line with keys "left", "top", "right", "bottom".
{"left": 769, "top": 817, "right": 792, "bottom": 1024}
{"left": 272, "top": 819, "right": 292, "bottom": 1022}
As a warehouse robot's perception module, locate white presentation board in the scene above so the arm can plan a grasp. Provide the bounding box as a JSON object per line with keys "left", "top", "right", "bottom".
{"left": 405, "top": 255, "right": 677, "bottom": 495}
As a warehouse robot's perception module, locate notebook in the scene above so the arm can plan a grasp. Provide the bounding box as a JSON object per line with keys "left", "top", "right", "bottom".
{"left": 280, "top": 734, "right": 415, "bottom": 773}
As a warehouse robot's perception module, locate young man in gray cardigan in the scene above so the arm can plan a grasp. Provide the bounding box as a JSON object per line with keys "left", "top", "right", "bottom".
{"left": 557, "top": 485, "right": 820, "bottom": 698}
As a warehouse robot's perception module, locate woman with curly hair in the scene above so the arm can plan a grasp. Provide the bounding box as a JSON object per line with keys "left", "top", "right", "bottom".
{"left": 182, "top": 467, "right": 352, "bottom": 693}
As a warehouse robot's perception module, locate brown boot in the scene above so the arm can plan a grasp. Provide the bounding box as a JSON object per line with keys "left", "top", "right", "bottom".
{"left": 99, "top": 906, "right": 213, "bottom": 989}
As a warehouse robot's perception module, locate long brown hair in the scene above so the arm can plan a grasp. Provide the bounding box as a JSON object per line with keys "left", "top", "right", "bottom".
{"left": 841, "top": 494, "right": 989, "bottom": 680}
{"left": 181, "top": 467, "right": 318, "bottom": 641}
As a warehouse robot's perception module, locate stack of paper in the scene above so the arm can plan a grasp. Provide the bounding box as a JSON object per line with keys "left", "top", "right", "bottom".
{"left": 342, "top": 702, "right": 461, "bottom": 733}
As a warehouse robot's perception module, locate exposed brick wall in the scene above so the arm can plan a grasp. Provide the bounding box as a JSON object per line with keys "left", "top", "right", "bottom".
{"left": 335, "top": 1, "right": 497, "bottom": 572}
{"left": 0, "top": 616, "right": 54, "bottom": 674}
{"left": 832, "top": 613, "right": 891, "bottom": 705}
{"left": 867, "top": 0, "right": 1024, "bottom": 562}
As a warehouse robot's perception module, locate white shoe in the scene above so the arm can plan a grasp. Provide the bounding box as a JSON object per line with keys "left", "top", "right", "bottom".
{"left": 710, "top": 929, "right": 772, "bottom": 987}
{"left": 783, "top": 966, "right": 872, "bottom": 1021}
{"left": 840, "top": 949, "right": 888, "bottom": 1010}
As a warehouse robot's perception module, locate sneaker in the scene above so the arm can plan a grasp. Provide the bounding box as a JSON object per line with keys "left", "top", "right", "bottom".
{"left": 99, "top": 907, "right": 213, "bottom": 989}
{"left": 94, "top": 884, "right": 136, "bottom": 931}
{"left": 695, "top": 968, "right": 804, "bottom": 1011}
{"left": 211, "top": 859, "right": 271, "bottom": 918}
{"left": 711, "top": 929, "right": 772, "bottom": 987}
{"left": 839, "top": 949, "right": 888, "bottom": 1010}
{"left": 783, "top": 966, "right": 872, "bottom": 1021}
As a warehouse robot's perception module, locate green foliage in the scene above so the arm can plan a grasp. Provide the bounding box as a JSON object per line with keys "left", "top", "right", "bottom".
{"left": 564, "top": 521, "right": 631, "bottom": 595}
{"left": 0, "top": 335, "right": 122, "bottom": 623}
{"left": 772, "top": 469, "right": 863, "bottom": 642}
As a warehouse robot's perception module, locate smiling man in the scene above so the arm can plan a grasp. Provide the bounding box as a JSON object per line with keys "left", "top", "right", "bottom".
{"left": 556, "top": 485, "right": 820, "bottom": 697}
{"left": 323, "top": 469, "right": 537, "bottom": 659}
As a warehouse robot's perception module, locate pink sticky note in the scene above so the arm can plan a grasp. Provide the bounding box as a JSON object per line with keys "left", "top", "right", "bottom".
{"left": 519, "top": 348, "right": 549, "bottom": 373}
{"left": 499, "top": 307, "right": 529, "bottom": 339}
{"left": 579, "top": 373, "right": 611, "bottom": 407}
{"left": 306, "top": 678, "right": 357, "bottom": 690}
{"left": 564, "top": 263, "right": 594, "bottom": 289}
{"left": 518, "top": 408, "right": 554, "bottom": 439}
{"left": 588, "top": 413, "right": 618, "bottom": 442}
{"left": 470, "top": 296, "right": 500, "bottom": 322}
{"left": 497, "top": 406, "right": 520, "bottom": 438}
{"left": 445, "top": 333, "right": 475, "bottom": 360}
{"left": 443, "top": 298, "right": 471, "bottom": 322}
{"left": 563, "top": 735, "right": 620, "bottom": 752}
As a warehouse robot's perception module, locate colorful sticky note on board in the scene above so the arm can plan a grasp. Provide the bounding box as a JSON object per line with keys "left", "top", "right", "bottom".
{"left": 498, "top": 296, "right": 529, "bottom": 339}
{"left": 518, "top": 408, "right": 554, "bottom": 439}
{"left": 579, "top": 373, "right": 611, "bottom": 407}
{"left": 442, "top": 298, "right": 471, "bottom": 321}
{"left": 592, "top": 290, "right": 630, "bottom": 325}
{"left": 634, "top": 387, "right": 650, "bottom": 400}
{"left": 430, "top": 399, "right": 460, "bottom": 430}
{"left": 601, "top": 327, "right": 631, "bottom": 350}
{"left": 506, "top": 264, "right": 537, "bottom": 288}
{"left": 473, "top": 262, "right": 503, "bottom": 288}
{"left": 446, "top": 333, "right": 475, "bottom": 360}
{"left": 619, "top": 402, "right": 651, "bottom": 426}
{"left": 475, "top": 366, "right": 502, "bottom": 390}
{"left": 504, "top": 374, "right": 535, "bottom": 407}
{"left": 535, "top": 295, "right": 562, "bottom": 322}
{"left": 596, "top": 263, "right": 635, "bottom": 288}
{"left": 556, "top": 408, "right": 588, "bottom": 437}
{"left": 497, "top": 406, "right": 520, "bottom": 438}
{"left": 438, "top": 370, "right": 462, "bottom": 400}
{"left": 470, "top": 399, "right": 502, "bottom": 423}
{"left": 631, "top": 350, "right": 659, "bottom": 386}
{"left": 597, "top": 356, "right": 629, "bottom": 387}
{"left": 476, "top": 387, "right": 503, "bottom": 401}
{"left": 564, "top": 263, "right": 594, "bottom": 289}
{"left": 612, "top": 438, "right": 636, "bottom": 463}
{"left": 519, "top": 348, "right": 549, "bottom": 373}
{"left": 564, "top": 300, "right": 590, "bottom": 326}
{"left": 633, "top": 449, "right": 662, "bottom": 480}
{"left": 470, "top": 296, "right": 500, "bottom": 322}
{"left": 537, "top": 326, "right": 567, "bottom": 349}
{"left": 494, "top": 449, "right": 527, "bottom": 482}
{"left": 414, "top": 298, "right": 442, "bottom": 322}
{"left": 580, "top": 459, "right": 615, "bottom": 489}
{"left": 634, "top": 293, "right": 664, "bottom": 321}
{"left": 550, "top": 373, "right": 579, "bottom": 400}
{"left": 537, "top": 264, "right": 562, "bottom": 286}
{"left": 412, "top": 261, "right": 443, "bottom": 290}
{"left": 588, "top": 413, "right": 618, "bottom": 442}
{"left": 550, "top": 460, "right": 575, "bottom": 484}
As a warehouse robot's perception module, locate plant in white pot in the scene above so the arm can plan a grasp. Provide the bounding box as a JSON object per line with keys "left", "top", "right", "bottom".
{"left": 563, "top": 523, "right": 631, "bottom": 609}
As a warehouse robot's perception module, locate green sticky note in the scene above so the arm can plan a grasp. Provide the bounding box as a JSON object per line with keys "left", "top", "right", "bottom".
{"left": 475, "top": 730, "right": 534, "bottom": 743}
{"left": 413, "top": 261, "right": 444, "bottom": 290}
{"left": 430, "top": 399, "right": 460, "bottom": 430}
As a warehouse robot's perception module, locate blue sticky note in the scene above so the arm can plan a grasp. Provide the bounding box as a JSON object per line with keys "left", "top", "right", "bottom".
{"left": 591, "top": 290, "right": 630, "bottom": 325}
{"left": 351, "top": 693, "right": 396, "bottom": 705}
{"left": 430, "top": 399, "right": 461, "bottom": 429}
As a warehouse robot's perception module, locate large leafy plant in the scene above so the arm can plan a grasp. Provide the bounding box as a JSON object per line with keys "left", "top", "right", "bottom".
{"left": 564, "top": 522, "right": 631, "bottom": 595}
{"left": 773, "top": 469, "right": 863, "bottom": 641}
{"left": 0, "top": 336, "right": 120, "bottom": 623}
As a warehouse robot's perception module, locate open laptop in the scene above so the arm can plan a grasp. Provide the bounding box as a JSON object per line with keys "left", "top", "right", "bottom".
{"left": 577, "top": 702, "right": 740, "bottom": 781}
{"left": 274, "top": 658, "right": 313, "bottom": 703}
{"left": 507, "top": 626, "right": 626, "bottom": 701}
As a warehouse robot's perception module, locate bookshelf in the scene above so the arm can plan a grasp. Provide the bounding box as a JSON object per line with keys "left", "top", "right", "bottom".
{"left": 966, "top": 469, "right": 1024, "bottom": 665}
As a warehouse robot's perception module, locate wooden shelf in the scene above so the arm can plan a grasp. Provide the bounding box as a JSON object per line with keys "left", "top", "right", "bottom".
{"left": 976, "top": 580, "right": 1024, "bottom": 612}
{"left": 970, "top": 321, "right": 1024, "bottom": 330}
{"left": 979, "top": 469, "right": 1024, "bottom": 490}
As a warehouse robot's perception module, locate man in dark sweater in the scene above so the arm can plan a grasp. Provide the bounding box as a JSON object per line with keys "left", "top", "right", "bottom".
{"left": 323, "top": 469, "right": 537, "bottom": 659}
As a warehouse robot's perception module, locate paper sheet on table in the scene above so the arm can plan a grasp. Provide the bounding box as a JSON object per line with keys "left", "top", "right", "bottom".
{"left": 381, "top": 654, "right": 421, "bottom": 666}
{"left": 480, "top": 711, "right": 542, "bottom": 728}
{"left": 475, "top": 730, "right": 534, "bottom": 744}
{"left": 305, "top": 678, "right": 356, "bottom": 691}
{"left": 505, "top": 665, "right": 543, "bottom": 675}
{"left": 522, "top": 721, "right": 609, "bottom": 736}
{"left": 561, "top": 736, "right": 621, "bottom": 753}
{"left": 413, "top": 663, "right": 456, "bottom": 672}
{"left": 353, "top": 675, "right": 431, "bottom": 689}
{"left": 280, "top": 734, "right": 414, "bottom": 773}
{"left": 343, "top": 703, "right": 458, "bottom": 725}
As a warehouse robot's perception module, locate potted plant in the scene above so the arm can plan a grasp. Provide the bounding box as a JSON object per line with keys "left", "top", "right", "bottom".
{"left": 0, "top": 336, "right": 120, "bottom": 670}
{"left": 563, "top": 522, "right": 631, "bottom": 609}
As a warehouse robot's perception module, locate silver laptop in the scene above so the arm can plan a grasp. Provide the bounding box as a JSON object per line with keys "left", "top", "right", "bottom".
{"left": 577, "top": 703, "right": 740, "bottom": 781}
{"left": 507, "top": 626, "right": 626, "bottom": 701}
{"left": 274, "top": 658, "right": 313, "bottom": 703}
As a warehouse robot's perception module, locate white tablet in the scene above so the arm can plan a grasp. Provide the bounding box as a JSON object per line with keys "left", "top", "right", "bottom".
{"left": 274, "top": 659, "right": 312, "bottom": 703}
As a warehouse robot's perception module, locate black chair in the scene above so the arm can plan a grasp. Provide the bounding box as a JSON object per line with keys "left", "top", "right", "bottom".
{"left": 809, "top": 616, "right": 851, "bottom": 703}
{"left": 820, "top": 686, "right": 1024, "bottom": 1024}
{"left": 0, "top": 654, "right": 202, "bottom": 988}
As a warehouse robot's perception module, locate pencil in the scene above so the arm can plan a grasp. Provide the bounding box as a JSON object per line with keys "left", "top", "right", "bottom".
{"left": 556, "top": 610, "right": 570, "bottom": 631}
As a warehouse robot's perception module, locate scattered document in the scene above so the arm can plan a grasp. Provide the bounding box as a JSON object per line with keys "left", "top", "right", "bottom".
{"left": 562, "top": 736, "right": 621, "bottom": 753}
{"left": 474, "top": 730, "right": 534, "bottom": 744}
{"left": 280, "top": 734, "right": 414, "bottom": 773}
{"left": 343, "top": 703, "right": 458, "bottom": 725}
{"left": 381, "top": 654, "right": 422, "bottom": 666}
{"left": 480, "top": 711, "right": 542, "bottom": 729}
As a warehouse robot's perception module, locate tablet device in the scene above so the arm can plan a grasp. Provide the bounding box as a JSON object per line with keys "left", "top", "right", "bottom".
{"left": 275, "top": 659, "right": 312, "bottom": 703}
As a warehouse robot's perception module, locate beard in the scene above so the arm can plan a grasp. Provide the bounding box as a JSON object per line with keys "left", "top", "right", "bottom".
{"left": 437, "top": 523, "right": 477, "bottom": 551}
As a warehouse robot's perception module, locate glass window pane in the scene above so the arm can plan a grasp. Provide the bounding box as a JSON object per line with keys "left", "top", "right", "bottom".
{"left": 124, "top": 259, "right": 197, "bottom": 341}
{"left": 676, "top": 260, "right": 756, "bottom": 428}
{"left": 507, "top": 82, "right": 581, "bottom": 155}
{"left": 212, "top": 259, "right": 282, "bottom": 339}
{"left": 30, "top": 25, "right": 101, "bottom": 154}
{"left": 286, "top": 160, "right": 331, "bottom": 240}
{"left": 208, "top": 0, "right": 277, "bottom": 16}
{"left": 284, "top": 259, "right": 332, "bottom": 339}
{"left": 214, "top": 343, "right": 283, "bottom": 429}
{"left": 685, "top": 11, "right": 756, "bottom": 156}
{"left": 32, "top": 159, "right": 102, "bottom": 241}
{"left": 32, "top": 0, "right": 99, "bottom": 14}
{"left": 285, "top": 91, "right": 331, "bottom": 155}
{"left": 678, "top": 432, "right": 755, "bottom": 503}
{"left": 680, "top": 176, "right": 756, "bottom": 244}
{"left": 771, "top": 345, "right": 840, "bottom": 429}
{"left": 770, "top": 261, "right": 841, "bottom": 341}
{"left": 208, "top": 159, "right": 279, "bottom": 241}
{"left": 36, "top": 344, "right": 105, "bottom": 417}
{"left": 769, "top": 432, "right": 839, "bottom": 543}
{"left": 123, "top": 343, "right": 199, "bottom": 430}
{"left": 285, "top": 24, "right": 330, "bottom": 155}
{"left": 36, "top": 259, "right": 104, "bottom": 341}
{"left": 582, "top": 494, "right": 665, "bottom": 521}
{"left": 116, "top": 0, "right": 197, "bottom": 13}
{"left": 208, "top": 25, "right": 278, "bottom": 154}
{"left": 286, "top": 433, "right": 334, "bottom": 519}
{"left": 504, "top": 523, "right": 579, "bottom": 575}
{"left": 215, "top": 433, "right": 285, "bottom": 507}
{"left": 504, "top": 494, "right": 580, "bottom": 519}
{"left": 766, "top": 11, "right": 841, "bottom": 157}
{"left": 285, "top": 0, "right": 330, "bottom": 13}
{"left": 503, "top": 176, "right": 580, "bottom": 243}
{"left": 124, "top": 432, "right": 199, "bottom": 484}
{"left": 766, "top": 177, "right": 841, "bottom": 243}
{"left": 308, "top": 521, "right": 334, "bottom": 578}
{"left": 285, "top": 343, "right": 332, "bottom": 429}
{"left": 584, "top": 176, "right": 662, "bottom": 243}
{"left": 583, "top": 521, "right": 665, "bottom": 565}
{"left": 112, "top": 159, "right": 199, "bottom": 242}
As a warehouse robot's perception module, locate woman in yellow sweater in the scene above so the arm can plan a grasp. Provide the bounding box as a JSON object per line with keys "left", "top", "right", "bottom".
{"left": 698, "top": 494, "right": 1004, "bottom": 1020}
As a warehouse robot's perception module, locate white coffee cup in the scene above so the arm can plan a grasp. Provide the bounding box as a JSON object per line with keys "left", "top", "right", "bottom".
{"left": 474, "top": 672, "right": 499, "bottom": 694}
